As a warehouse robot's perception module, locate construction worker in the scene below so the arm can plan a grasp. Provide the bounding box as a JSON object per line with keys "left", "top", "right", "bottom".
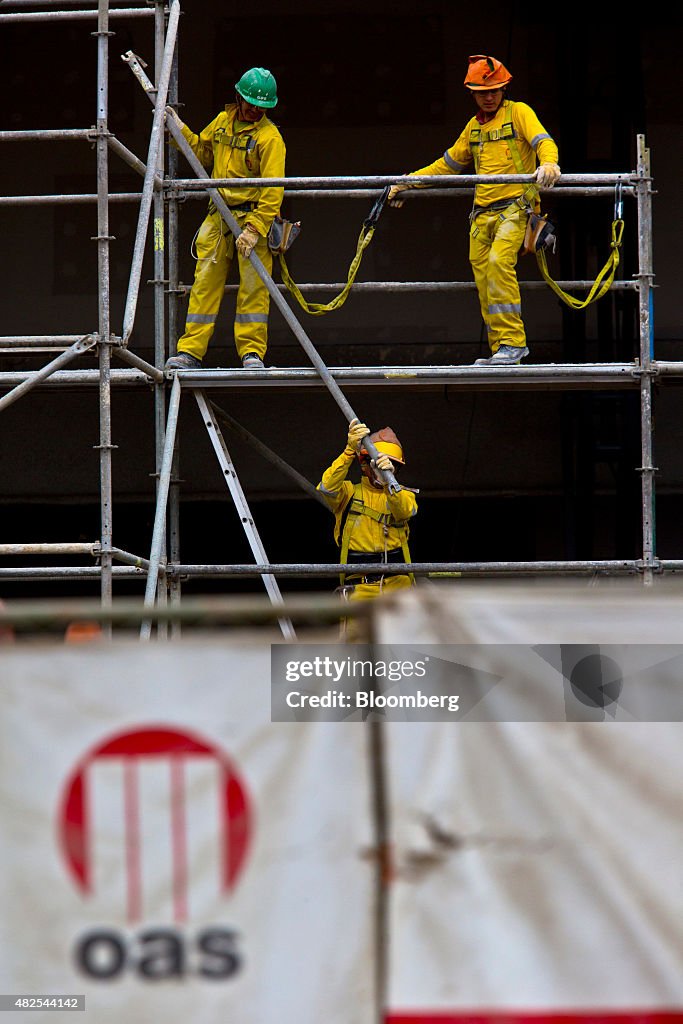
{"left": 165, "top": 68, "right": 285, "bottom": 372}
{"left": 388, "top": 54, "right": 560, "bottom": 365}
{"left": 318, "top": 419, "right": 417, "bottom": 606}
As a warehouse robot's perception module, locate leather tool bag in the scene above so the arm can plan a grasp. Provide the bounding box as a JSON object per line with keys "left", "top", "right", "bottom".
{"left": 268, "top": 215, "right": 301, "bottom": 253}
{"left": 522, "top": 212, "right": 557, "bottom": 256}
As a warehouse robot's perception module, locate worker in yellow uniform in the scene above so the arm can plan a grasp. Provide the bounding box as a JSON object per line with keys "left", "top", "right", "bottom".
{"left": 389, "top": 54, "right": 561, "bottom": 365}
{"left": 318, "top": 419, "right": 417, "bottom": 607}
{"left": 165, "top": 68, "right": 285, "bottom": 371}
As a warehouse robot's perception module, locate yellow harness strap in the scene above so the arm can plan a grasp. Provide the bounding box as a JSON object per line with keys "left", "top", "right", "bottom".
{"left": 536, "top": 219, "right": 624, "bottom": 310}
{"left": 470, "top": 103, "right": 624, "bottom": 310}
{"left": 338, "top": 485, "right": 413, "bottom": 587}
{"left": 278, "top": 223, "right": 376, "bottom": 316}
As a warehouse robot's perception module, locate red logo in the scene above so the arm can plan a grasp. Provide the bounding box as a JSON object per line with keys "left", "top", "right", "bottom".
{"left": 58, "top": 726, "right": 252, "bottom": 924}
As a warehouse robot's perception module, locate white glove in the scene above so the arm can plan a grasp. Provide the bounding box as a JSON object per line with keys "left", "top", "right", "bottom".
{"left": 536, "top": 162, "right": 561, "bottom": 188}
{"left": 165, "top": 107, "right": 184, "bottom": 131}
{"left": 346, "top": 418, "right": 370, "bottom": 453}
{"left": 374, "top": 452, "right": 394, "bottom": 473}
{"left": 236, "top": 224, "right": 260, "bottom": 259}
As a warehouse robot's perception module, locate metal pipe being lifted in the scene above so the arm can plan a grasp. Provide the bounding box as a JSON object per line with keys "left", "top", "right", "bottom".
{"left": 141, "top": 374, "right": 182, "bottom": 640}
{"left": 121, "top": 2, "right": 180, "bottom": 346}
{"left": 165, "top": 109, "right": 401, "bottom": 491}
{"left": 124, "top": 51, "right": 401, "bottom": 494}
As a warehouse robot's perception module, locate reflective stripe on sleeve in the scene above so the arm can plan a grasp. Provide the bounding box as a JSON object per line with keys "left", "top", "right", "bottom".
{"left": 443, "top": 151, "right": 467, "bottom": 171}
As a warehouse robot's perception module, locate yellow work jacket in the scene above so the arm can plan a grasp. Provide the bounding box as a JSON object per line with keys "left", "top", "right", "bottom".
{"left": 318, "top": 450, "right": 417, "bottom": 553}
{"left": 180, "top": 103, "right": 286, "bottom": 237}
{"left": 412, "top": 99, "right": 558, "bottom": 209}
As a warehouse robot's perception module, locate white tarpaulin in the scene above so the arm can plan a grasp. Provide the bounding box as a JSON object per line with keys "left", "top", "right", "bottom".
{"left": 0, "top": 640, "right": 375, "bottom": 1024}
{"left": 376, "top": 582, "right": 683, "bottom": 1023}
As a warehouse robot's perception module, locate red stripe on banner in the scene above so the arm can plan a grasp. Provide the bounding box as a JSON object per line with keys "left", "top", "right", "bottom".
{"left": 123, "top": 758, "right": 141, "bottom": 923}
{"left": 386, "top": 1013, "right": 683, "bottom": 1024}
{"left": 60, "top": 768, "right": 90, "bottom": 892}
{"left": 222, "top": 768, "right": 251, "bottom": 892}
{"left": 170, "top": 755, "right": 188, "bottom": 924}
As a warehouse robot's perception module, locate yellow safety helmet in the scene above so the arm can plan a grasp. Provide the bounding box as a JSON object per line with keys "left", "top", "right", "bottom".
{"left": 360, "top": 427, "right": 405, "bottom": 465}
{"left": 464, "top": 54, "right": 512, "bottom": 91}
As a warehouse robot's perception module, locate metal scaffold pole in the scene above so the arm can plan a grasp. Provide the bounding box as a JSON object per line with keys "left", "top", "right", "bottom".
{"left": 0, "top": 0, "right": 664, "bottom": 600}
{"left": 153, "top": 0, "right": 170, "bottom": 632}
{"left": 166, "top": 13, "right": 183, "bottom": 627}
{"left": 95, "top": 0, "right": 113, "bottom": 619}
{"left": 635, "top": 134, "right": 657, "bottom": 585}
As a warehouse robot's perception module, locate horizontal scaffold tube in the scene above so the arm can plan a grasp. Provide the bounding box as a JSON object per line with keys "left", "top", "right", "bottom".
{"left": 171, "top": 172, "right": 635, "bottom": 189}
{"left": 0, "top": 561, "right": 642, "bottom": 580}
{"left": 0, "top": 7, "right": 154, "bottom": 21}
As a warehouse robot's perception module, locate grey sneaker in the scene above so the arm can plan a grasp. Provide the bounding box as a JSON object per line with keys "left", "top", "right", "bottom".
{"left": 475, "top": 345, "right": 529, "bottom": 366}
{"left": 165, "top": 352, "right": 202, "bottom": 371}
{"left": 242, "top": 352, "right": 265, "bottom": 369}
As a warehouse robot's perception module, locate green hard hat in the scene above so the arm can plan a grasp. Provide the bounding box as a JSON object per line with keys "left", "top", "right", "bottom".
{"left": 235, "top": 67, "right": 278, "bottom": 108}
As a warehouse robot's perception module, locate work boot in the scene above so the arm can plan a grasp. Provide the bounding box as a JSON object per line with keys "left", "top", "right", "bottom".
{"left": 242, "top": 352, "right": 265, "bottom": 369}
{"left": 474, "top": 345, "right": 529, "bottom": 366}
{"left": 164, "top": 352, "right": 203, "bottom": 371}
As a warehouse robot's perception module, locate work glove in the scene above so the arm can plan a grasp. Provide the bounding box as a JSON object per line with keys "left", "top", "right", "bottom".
{"left": 388, "top": 178, "right": 412, "bottom": 208}
{"left": 536, "top": 162, "right": 561, "bottom": 188}
{"left": 373, "top": 452, "right": 394, "bottom": 473}
{"left": 164, "top": 107, "right": 185, "bottom": 131}
{"left": 345, "top": 418, "right": 370, "bottom": 454}
{"left": 236, "top": 224, "right": 260, "bottom": 259}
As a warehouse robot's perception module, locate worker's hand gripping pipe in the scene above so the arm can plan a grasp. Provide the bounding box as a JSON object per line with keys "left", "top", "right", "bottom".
{"left": 122, "top": 49, "right": 402, "bottom": 495}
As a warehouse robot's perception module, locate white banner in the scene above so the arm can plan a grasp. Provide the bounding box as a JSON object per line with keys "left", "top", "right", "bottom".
{"left": 377, "top": 583, "right": 683, "bottom": 1022}
{"left": 0, "top": 640, "right": 375, "bottom": 1024}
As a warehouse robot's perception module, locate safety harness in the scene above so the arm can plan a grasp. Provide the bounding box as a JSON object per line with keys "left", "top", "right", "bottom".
{"left": 338, "top": 482, "right": 413, "bottom": 587}
{"left": 469, "top": 102, "right": 542, "bottom": 230}
{"left": 470, "top": 102, "right": 624, "bottom": 310}
{"left": 277, "top": 187, "right": 391, "bottom": 316}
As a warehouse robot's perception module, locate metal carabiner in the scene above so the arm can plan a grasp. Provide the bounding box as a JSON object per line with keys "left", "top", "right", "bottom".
{"left": 614, "top": 180, "right": 624, "bottom": 221}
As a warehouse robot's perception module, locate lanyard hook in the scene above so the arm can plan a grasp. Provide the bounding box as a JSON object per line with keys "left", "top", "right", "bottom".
{"left": 614, "top": 180, "right": 623, "bottom": 221}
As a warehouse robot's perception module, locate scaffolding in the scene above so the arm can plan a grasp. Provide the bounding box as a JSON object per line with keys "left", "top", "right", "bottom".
{"left": 0, "top": 0, "right": 676, "bottom": 635}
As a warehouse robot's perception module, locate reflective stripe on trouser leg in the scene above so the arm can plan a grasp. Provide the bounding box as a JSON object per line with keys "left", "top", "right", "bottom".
{"left": 469, "top": 207, "right": 527, "bottom": 353}
{"left": 234, "top": 232, "right": 271, "bottom": 362}
{"left": 176, "top": 212, "right": 231, "bottom": 361}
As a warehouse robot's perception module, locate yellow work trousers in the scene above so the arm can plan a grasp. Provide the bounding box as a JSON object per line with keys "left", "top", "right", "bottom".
{"left": 469, "top": 205, "right": 528, "bottom": 353}
{"left": 342, "top": 573, "right": 413, "bottom": 642}
{"left": 176, "top": 210, "right": 271, "bottom": 363}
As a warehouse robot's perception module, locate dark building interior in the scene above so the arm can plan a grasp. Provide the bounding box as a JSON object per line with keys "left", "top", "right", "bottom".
{"left": 0, "top": 1, "right": 681, "bottom": 601}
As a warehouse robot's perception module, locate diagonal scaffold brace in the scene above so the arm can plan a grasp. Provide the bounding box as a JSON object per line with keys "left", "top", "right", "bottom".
{"left": 122, "top": 46, "right": 402, "bottom": 495}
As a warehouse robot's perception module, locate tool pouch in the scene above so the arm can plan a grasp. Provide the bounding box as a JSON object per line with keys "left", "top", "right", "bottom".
{"left": 522, "top": 212, "right": 557, "bottom": 255}
{"left": 268, "top": 215, "right": 302, "bottom": 254}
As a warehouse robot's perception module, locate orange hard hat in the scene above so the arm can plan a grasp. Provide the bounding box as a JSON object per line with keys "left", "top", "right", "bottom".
{"left": 359, "top": 427, "right": 405, "bottom": 465}
{"left": 464, "top": 54, "right": 512, "bottom": 91}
